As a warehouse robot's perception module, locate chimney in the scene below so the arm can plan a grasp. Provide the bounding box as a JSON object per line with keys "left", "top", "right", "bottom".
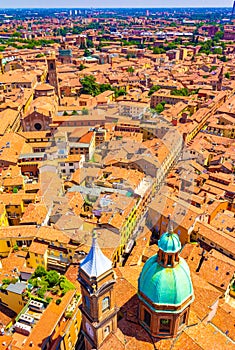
{"left": 203, "top": 192, "right": 207, "bottom": 203}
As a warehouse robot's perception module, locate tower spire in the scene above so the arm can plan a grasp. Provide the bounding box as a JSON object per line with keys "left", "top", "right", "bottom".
{"left": 80, "top": 230, "right": 112, "bottom": 278}
{"left": 231, "top": 1, "right": 235, "bottom": 22}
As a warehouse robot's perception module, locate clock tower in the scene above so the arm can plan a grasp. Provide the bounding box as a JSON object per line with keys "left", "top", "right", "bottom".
{"left": 78, "top": 232, "right": 118, "bottom": 349}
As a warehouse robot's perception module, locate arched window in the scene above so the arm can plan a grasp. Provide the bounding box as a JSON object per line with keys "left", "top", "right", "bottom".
{"left": 179, "top": 312, "right": 187, "bottom": 327}
{"left": 159, "top": 318, "right": 171, "bottom": 333}
{"left": 50, "top": 62, "right": 54, "bottom": 70}
{"left": 143, "top": 309, "right": 151, "bottom": 328}
{"left": 84, "top": 296, "right": 90, "bottom": 313}
{"left": 102, "top": 296, "right": 110, "bottom": 312}
{"left": 167, "top": 255, "right": 172, "bottom": 266}
{"left": 104, "top": 325, "right": 110, "bottom": 338}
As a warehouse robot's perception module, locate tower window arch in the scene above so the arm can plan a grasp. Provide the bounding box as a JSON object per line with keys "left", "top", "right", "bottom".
{"left": 104, "top": 325, "right": 110, "bottom": 338}
{"left": 167, "top": 255, "right": 173, "bottom": 266}
{"left": 179, "top": 312, "right": 187, "bottom": 327}
{"left": 102, "top": 296, "right": 110, "bottom": 312}
{"left": 159, "top": 318, "right": 171, "bottom": 333}
{"left": 143, "top": 309, "right": 151, "bottom": 328}
{"left": 50, "top": 62, "right": 54, "bottom": 70}
{"left": 84, "top": 296, "right": 90, "bottom": 313}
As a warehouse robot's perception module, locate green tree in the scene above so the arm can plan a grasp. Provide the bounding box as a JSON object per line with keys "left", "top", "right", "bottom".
{"left": 46, "top": 296, "right": 53, "bottom": 303}
{"left": 37, "top": 286, "right": 46, "bottom": 299}
{"left": 82, "top": 108, "right": 89, "bottom": 115}
{"left": 100, "top": 83, "right": 113, "bottom": 92}
{"left": 152, "top": 47, "right": 166, "bottom": 54}
{"left": 114, "top": 87, "right": 126, "bottom": 98}
{"left": 84, "top": 48, "right": 91, "bottom": 57}
{"left": 155, "top": 103, "right": 165, "bottom": 114}
{"left": 225, "top": 72, "right": 230, "bottom": 79}
{"left": 59, "top": 276, "right": 75, "bottom": 293}
{"left": 165, "top": 43, "right": 178, "bottom": 51}
{"left": 36, "top": 53, "right": 45, "bottom": 58}
{"left": 214, "top": 31, "right": 224, "bottom": 41}
{"left": 209, "top": 65, "right": 217, "bottom": 72}
{"left": 87, "top": 39, "right": 94, "bottom": 48}
{"left": 79, "top": 63, "right": 86, "bottom": 71}
{"left": 13, "top": 244, "right": 19, "bottom": 251}
{"left": 219, "top": 55, "right": 227, "bottom": 62}
{"left": 80, "top": 75, "right": 100, "bottom": 96}
{"left": 12, "top": 31, "right": 21, "bottom": 38}
{"left": 213, "top": 47, "right": 223, "bottom": 55}
{"left": 127, "top": 66, "right": 134, "bottom": 73}
{"left": 33, "top": 265, "right": 47, "bottom": 278}
{"left": 171, "top": 88, "right": 190, "bottom": 96}
{"left": 46, "top": 270, "right": 60, "bottom": 287}
{"left": 148, "top": 85, "right": 161, "bottom": 96}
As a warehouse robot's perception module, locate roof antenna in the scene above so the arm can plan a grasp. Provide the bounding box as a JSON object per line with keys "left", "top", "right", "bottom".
{"left": 167, "top": 214, "right": 174, "bottom": 233}
{"left": 92, "top": 230, "right": 98, "bottom": 246}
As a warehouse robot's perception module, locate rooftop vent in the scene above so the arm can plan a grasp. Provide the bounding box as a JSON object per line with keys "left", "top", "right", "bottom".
{"left": 14, "top": 322, "right": 31, "bottom": 336}
{"left": 19, "top": 313, "right": 34, "bottom": 325}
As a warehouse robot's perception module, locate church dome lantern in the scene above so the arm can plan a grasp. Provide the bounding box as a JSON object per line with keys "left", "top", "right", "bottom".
{"left": 138, "top": 217, "right": 194, "bottom": 338}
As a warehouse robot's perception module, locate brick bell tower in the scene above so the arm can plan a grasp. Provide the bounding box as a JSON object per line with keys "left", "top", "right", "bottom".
{"left": 0, "top": 54, "right": 4, "bottom": 74}
{"left": 217, "top": 65, "right": 224, "bottom": 91}
{"left": 47, "top": 52, "right": 60, "bottom": 100}
{"left": 78, "top": 232, "right": 118, "bottom": 350}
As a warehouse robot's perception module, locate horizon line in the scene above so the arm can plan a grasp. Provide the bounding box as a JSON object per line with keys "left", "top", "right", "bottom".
{"left": 0, "top": 6, "right": 233, "bottom": 9}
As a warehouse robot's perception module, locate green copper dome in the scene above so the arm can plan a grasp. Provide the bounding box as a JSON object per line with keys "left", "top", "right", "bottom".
{"left": 138, "top": 255, "right": 193, "bottom": 307}
{"left": 158, "top": 232, "right": 181, "bottom": 253}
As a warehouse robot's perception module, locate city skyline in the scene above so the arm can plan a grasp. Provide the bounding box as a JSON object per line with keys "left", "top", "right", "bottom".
{"left": 0, "top": 0, "right": 233, "bottom": 9}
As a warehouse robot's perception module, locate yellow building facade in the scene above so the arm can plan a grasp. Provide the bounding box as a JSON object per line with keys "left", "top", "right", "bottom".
{"left": 0, "top": 281, "right": 26, "bottom": 314}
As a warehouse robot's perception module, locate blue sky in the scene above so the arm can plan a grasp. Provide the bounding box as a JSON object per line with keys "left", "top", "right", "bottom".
{"left": 0, "top": 1, "right": 233, "bottom": 8}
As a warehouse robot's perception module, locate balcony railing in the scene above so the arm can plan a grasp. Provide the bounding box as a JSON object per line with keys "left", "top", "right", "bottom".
{"left": 47, "top": 255, "right": 68, "bottom": 264}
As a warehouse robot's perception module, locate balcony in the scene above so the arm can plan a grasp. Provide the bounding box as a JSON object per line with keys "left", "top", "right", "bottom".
{"left": 47, "top": 255, "right": 69, "bottom": 272}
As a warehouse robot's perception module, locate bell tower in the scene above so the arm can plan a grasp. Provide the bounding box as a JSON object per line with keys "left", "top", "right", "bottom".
{"left": 217, "top": 65, "right": 224, "bottom": 91}
{"left": 78, "top": 232, "right": 118, "bottom": 350}
{"left": 0, "top": 54, "right": 4, "bottom": 74}
{"left": 47, "top": 52, "right": 60, "bottom": 100}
